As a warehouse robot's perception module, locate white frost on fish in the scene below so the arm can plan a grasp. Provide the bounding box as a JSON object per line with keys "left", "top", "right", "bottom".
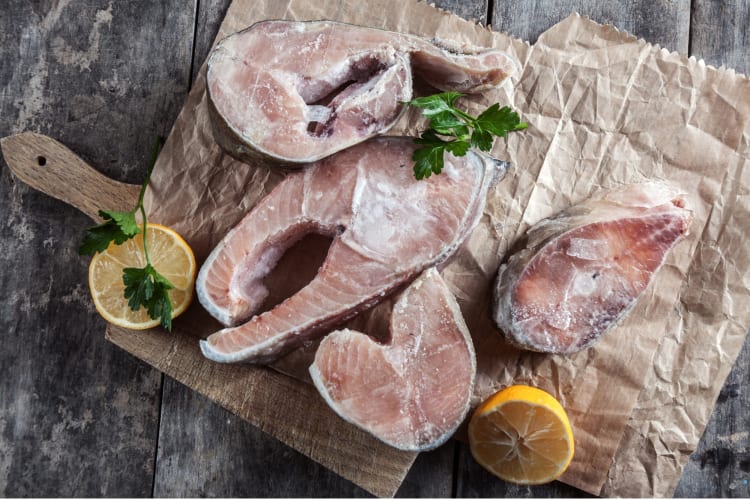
{"left": 493, "top": 182, "right": 693, "bottom": 354}
{"left": 196, "top": 137, "right": 507, "bottom": 364}
{"left": 310, "top": 268, "right": 476, "bottom": 452}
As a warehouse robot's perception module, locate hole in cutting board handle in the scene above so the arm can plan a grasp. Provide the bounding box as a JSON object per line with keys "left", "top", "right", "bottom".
{"left": 36, "top": 156, "right": 47, "bottom": 167}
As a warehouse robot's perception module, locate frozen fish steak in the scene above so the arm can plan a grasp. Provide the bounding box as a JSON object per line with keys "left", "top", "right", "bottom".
{"left": 310, "top": 268, "right": 476, "bottom": 451}
{"left": 197, "top": 137, "right": 506, "bottom": 364}
{"left": 207, "top": 20, "right": 516, "bottom": 164}
{"left": 493, "top": 182, "right": 693, "bottom": 354}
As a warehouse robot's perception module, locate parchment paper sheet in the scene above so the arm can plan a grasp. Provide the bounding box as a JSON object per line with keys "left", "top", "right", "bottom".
{"left": 145, "top": 1, "right": 750, "bottom": 496}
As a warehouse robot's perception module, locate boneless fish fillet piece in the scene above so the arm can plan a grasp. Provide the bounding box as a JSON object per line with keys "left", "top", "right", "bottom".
{"left": 207, "top": 20, "right": 517, "bottom": 164}
{"left": 197, "top": 137, "right": 506, "bottom": 364}
{"left": 310, "top": 268, "right": 476, "bottom": 451}
{"left": 493, "top": 182, "right": 693, "bottom": 354}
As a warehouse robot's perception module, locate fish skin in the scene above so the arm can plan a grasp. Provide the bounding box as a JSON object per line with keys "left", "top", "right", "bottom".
{"left": 206, "top": 20, "right": 517, "bottom": 165}
{"left": 196, "top": 137, "right": 507, "bottom": 364}
{"left": 309, "top": 268, "right": 476, "bottom": 452}
{"left": 493, "top": 182, "right": 694, "bottom": 354}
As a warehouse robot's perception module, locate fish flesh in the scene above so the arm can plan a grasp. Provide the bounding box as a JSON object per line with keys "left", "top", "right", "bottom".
{"left": 493, "top": 182, "right": 693, "bottom": 354}
{"left": 197, "top": 137, "right": 507, "bottom": 364}
{"left": 206, "top": 20, "right": 517, "bottom": 164}
{"left": 310, "top": 268, "right": 476, "bottom": 451}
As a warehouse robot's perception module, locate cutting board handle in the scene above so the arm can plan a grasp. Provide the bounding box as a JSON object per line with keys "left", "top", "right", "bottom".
{"left": 1, "top": 132, "right": 140, "bottom": 221}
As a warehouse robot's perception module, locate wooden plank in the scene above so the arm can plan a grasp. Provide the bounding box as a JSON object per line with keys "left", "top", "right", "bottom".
{"left": 449, "top": 1, "right": 692, "bottom": 497}
{"left": 687, "top": 0, "right": 750, "bottom": 74}
{"left": 0, "top": 0, "right": 195, "bottom": 495}
{"left": 152, "top": 379, "right": 373, "bottom": 497}
{"left": 491, "top": 0, "right": 690, "bottom": 52}
{"left": 150, "top": 0, "right": 485, "bottom": 497}
{"left": 672, "top": 1, "right": 750, "bottom": 496}
{"left": 396, "top": 442, "right": 457, "bottom": 498}
{"left": 190, "top": 0, "right": 233, "bottom": 85}
{"left": 454, "top": 446, "right": 591, "bottom": 498}
{"left": 435, "top": 0, "right": 489, "bottom": 25}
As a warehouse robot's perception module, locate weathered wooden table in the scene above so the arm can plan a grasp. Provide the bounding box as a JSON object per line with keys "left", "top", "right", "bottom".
{"left": 1, "top": 0, "right": 748, "bottom": 496}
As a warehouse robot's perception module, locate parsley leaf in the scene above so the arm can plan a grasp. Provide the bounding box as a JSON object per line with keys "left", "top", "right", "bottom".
{"left": 100, "top": 209, "right": 140, "bottom": 236}
{"left": 474, "top": 103, "right": 529, "bottom": 138}
{"left": 123, "top": 265, "right": 174, "bottom": 330}
{"left": 407, "top": 93, "right": 527, "bottom": 179}
{"left": 444, "top": 139, "right": 470, "bottom": 157}
{"left": 430, "top": 111, "right": 470, "bottom": 137}
{"left": 79, "top": 210, "right": 140, "bottom": 256}
{"left": 470, "top": 128, "right": 494, "bottom": 151}
{"left": 81, "top": 137, "right": 176, "bottom": 331}
{"left": 413, "top": 146, "right": 444, "bottom": 180}
{"left": 413, "top": 132, "right": 446, "bottom": 179}
{"left": 408, "top": 91, "right": 463, "bottom": 115}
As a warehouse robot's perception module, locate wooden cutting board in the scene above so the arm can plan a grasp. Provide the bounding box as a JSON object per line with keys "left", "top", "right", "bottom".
{"left": 0, "top": 132, "right": 418, "bottom": 498}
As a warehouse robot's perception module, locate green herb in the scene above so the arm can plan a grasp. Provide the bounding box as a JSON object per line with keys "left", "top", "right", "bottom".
{"left": 78, "top": 208, "right": 140, "bottom": 256}
{"left": 407, "top": 91, "right": 528, "bottom": 179}
{"left": 79, "top": 138, "right": 175, "bottom": 330}
{"left": 122, "top": 265, "right": 173, "bottom": 329}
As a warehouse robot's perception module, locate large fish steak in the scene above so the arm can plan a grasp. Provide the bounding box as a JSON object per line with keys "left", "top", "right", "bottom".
{"left": 196, "top": 137, "right": 507, "bottom": 364}
{"left": 310, "top": 268, "right": 476, "bottom": 451}
{"left": 493, "top": 182, "right": 693, "bottom": 354}
{"left": 207, "top": 20, "right": 517, "bottom": 164}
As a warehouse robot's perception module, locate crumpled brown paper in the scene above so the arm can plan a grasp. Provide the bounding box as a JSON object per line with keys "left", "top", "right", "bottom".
{"left": 144, "top": 0, "right": 750, "bottom": 496}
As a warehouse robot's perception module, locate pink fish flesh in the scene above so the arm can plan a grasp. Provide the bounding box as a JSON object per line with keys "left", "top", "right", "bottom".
{"left": 197, "top": 137, "right": 507, "bottom": 363}
{"left": 493, "top": 182, "right": 693, "bottom": 354}
{"left": 206, "top": 20, "right": 517, "bottom": 164}
{"left": 310, "top": 268, "right": 476, "bottom": 451}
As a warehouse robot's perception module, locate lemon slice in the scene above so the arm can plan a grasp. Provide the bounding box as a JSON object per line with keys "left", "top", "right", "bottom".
{"left": 88, "top": 223, "right": 196, "bottom": 330}
{"left": 468, "top": 385, "right": 574, "bottom": 485}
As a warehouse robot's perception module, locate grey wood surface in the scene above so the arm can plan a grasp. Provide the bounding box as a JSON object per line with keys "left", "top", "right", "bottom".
{"left": 673, "top": 2, "right": 750, "bottom": 496}
{"left": 1, "top": 0, "right": 748, "bottom": 497}
{"left": 1, "top": 0, "right": 193, "bottom": 496}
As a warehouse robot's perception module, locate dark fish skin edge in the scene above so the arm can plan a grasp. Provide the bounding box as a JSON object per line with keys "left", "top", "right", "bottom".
{"left": 205, "top": 91, "right": 283, "bottom": 167}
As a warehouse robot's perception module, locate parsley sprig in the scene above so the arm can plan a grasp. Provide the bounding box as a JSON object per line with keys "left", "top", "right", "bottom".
{"left": 408, "top": 91, "right": 528, "bottom": 179}
{"left": 79, "top": 138, "right": 175, "bottom": 331}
